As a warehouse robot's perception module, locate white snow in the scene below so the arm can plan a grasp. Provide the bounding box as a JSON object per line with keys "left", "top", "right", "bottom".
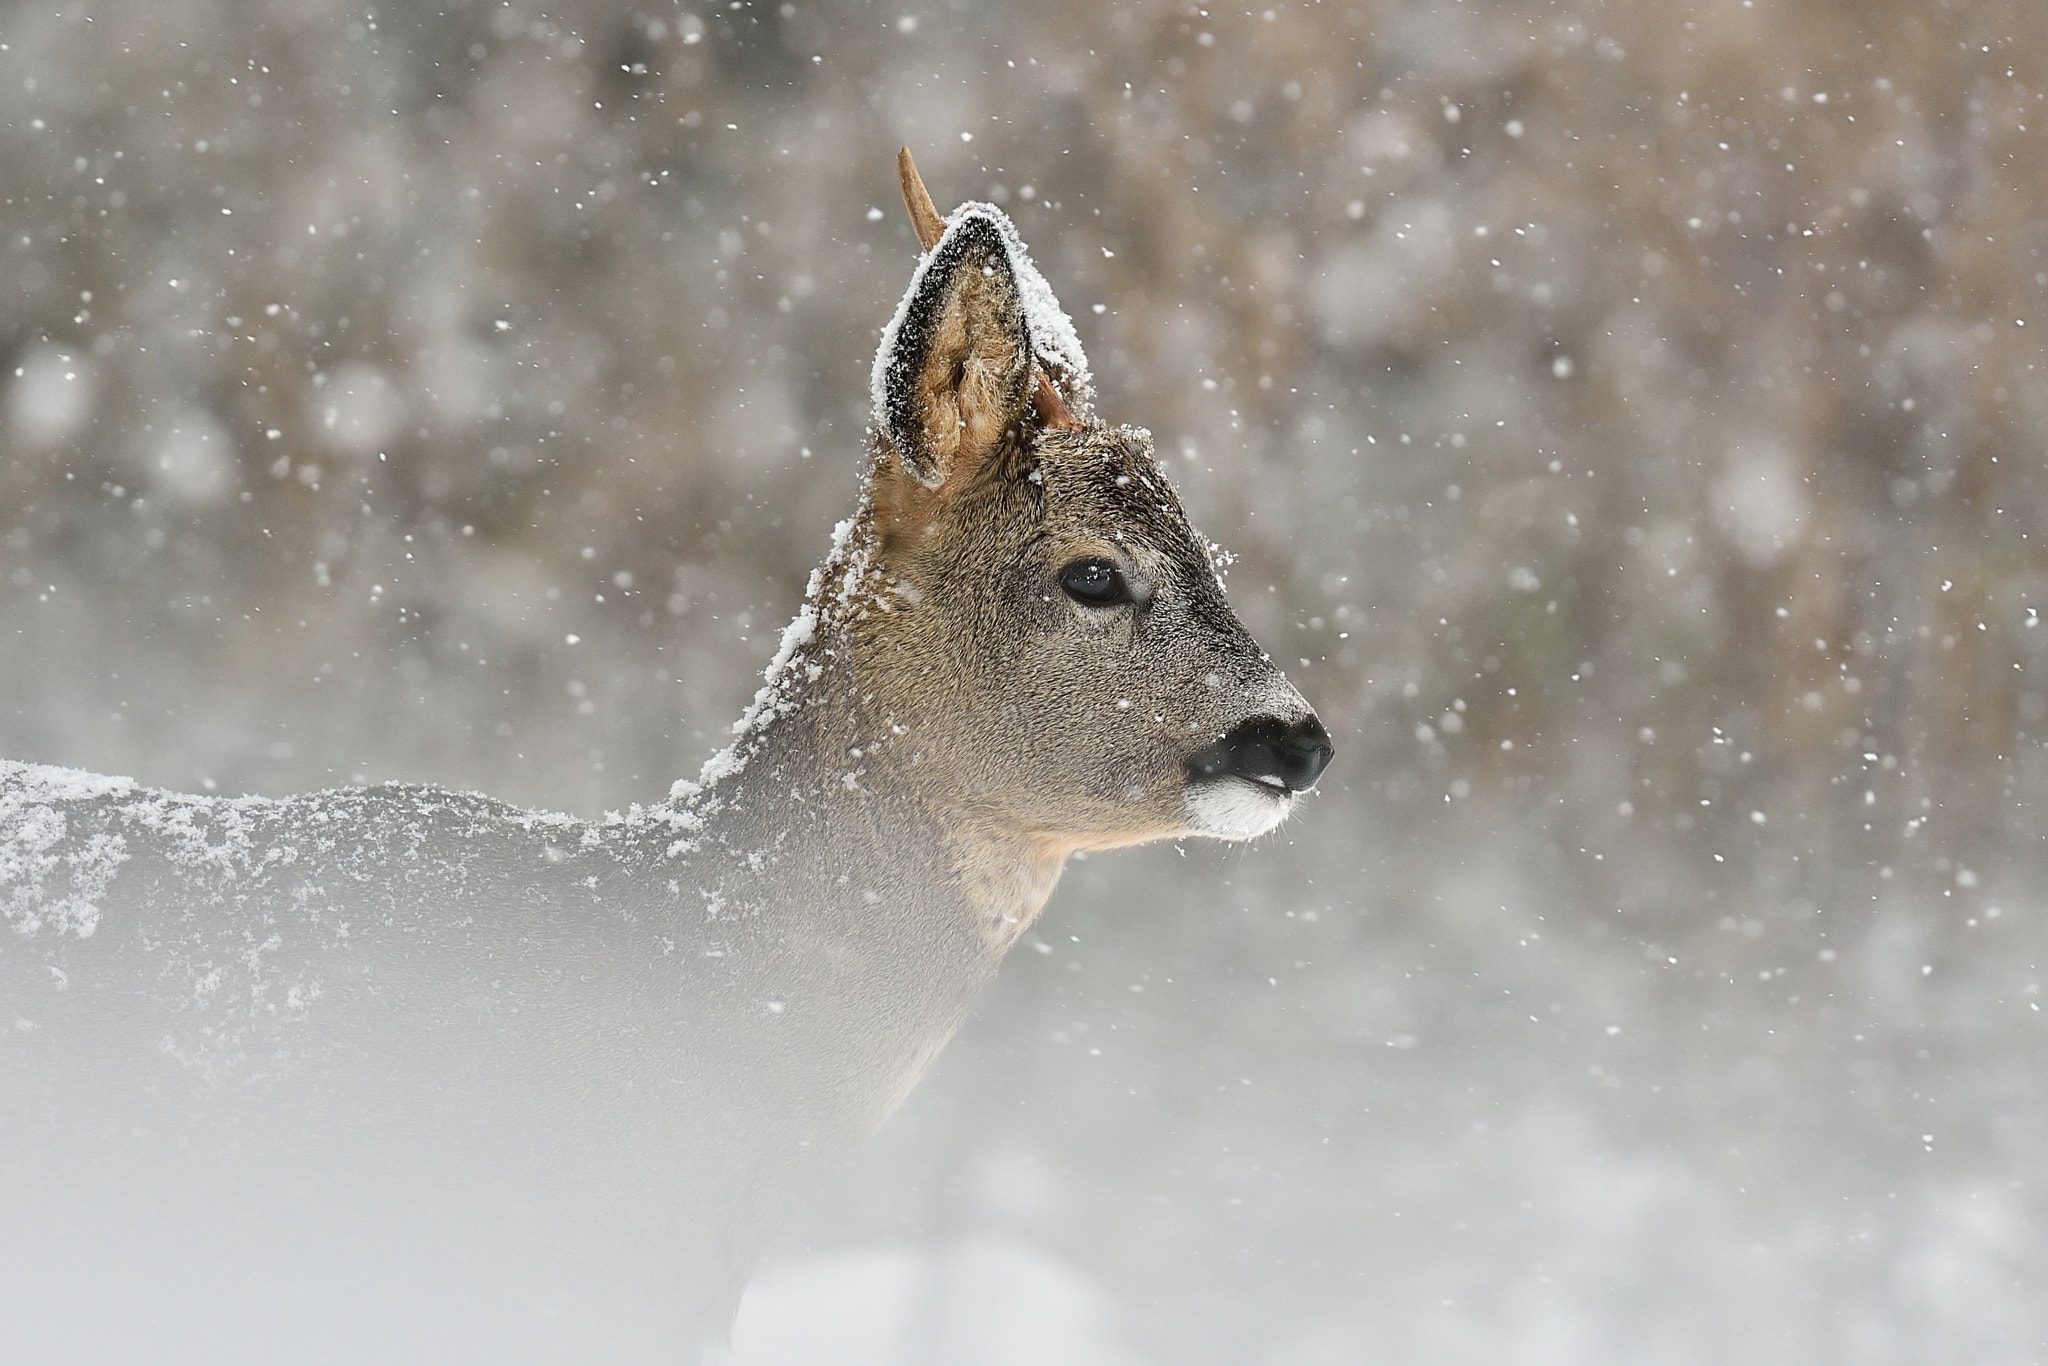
{"left": 6, "top": 346, "right": 96, "bottom": 448}
{"left": 145, "top": 405, "right": 238, "bottom": 506}
{"left": 665, "top": 515, "right": 871, "bottom": 827}
{"left": 989, "top": 206, "right": 1095, "bottom": 418}
{"left": 1713, "top": 441, "right": 1811, "bottom": 567}
{"left": 0, "top": 762, "right": 137, "bottom": 938}
{"left": 731, "top": 1235, "right": 1143, "bottom": 1366}
{"left": 314, "top": 361, "right": 408, "bottom": 458}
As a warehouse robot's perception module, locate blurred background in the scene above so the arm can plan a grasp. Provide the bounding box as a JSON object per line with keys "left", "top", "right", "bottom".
{"left": 4, "top": 0, "right": 2047, "bottom": 1361}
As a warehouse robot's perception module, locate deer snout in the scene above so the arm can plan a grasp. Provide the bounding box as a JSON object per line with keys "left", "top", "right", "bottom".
{"left": 1187, "top": 714, "right": 1335, "bottom": 794}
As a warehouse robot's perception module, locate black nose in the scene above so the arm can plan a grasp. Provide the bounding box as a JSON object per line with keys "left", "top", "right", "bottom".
{"left": 1187, "top": 714, "right": 1335, "bottom": 794}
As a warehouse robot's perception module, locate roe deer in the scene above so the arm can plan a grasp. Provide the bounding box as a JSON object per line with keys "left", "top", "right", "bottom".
{"left": 0, "top": 150, "right": 1332, "bottom": 1364}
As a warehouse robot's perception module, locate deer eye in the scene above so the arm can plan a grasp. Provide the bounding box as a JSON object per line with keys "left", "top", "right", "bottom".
{"left": 1059, "top": 557, "right": 1131, "bottom": 606}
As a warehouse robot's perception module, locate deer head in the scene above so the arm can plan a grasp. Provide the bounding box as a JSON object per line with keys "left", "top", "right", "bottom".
{"left": 839, "top": 152, "right": 1332, "bottom": 861}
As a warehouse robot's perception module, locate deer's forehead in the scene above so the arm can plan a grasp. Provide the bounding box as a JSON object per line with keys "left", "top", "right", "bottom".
{"left": 1036, "top": 431, "right": 1190, "bottom": 525}
{"left": 1024, "top": 438, "right": 1215, "bottom": 576}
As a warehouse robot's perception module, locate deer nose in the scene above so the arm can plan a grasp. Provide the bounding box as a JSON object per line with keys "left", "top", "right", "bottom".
{"left": 1188, "top": 715, "right": 1335, "bottom": 794}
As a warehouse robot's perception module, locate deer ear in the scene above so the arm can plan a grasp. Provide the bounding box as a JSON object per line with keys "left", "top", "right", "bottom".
{"left": 875, "top": 214, "right": 1034, "bottom": 489}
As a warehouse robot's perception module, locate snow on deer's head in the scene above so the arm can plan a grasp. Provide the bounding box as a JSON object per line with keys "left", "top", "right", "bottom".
{"left": 848, "top": 152, "right": 1331, "bottom": 855}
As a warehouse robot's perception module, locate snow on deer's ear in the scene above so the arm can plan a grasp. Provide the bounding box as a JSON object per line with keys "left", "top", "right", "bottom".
{"left": 873, "top": 213, "right": 1034, "bottom": 489}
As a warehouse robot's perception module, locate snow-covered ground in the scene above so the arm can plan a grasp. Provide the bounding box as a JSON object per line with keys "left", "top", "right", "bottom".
{"left": 732, "top": 1237, "right": 1144, "bottom": 1366}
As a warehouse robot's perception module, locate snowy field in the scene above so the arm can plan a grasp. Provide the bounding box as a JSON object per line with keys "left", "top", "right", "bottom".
{"left": 5, "top": 1, "right": 2048, "bottom": 1362}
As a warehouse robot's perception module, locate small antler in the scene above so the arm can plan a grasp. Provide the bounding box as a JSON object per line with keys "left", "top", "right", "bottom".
{"left": 897, "top": 147, "right": 946, "bottom": 251}
{"left": 896, "top": 147, "right": 1081, "bottom": 432}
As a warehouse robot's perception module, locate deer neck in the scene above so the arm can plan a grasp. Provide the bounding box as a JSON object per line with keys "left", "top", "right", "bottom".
{"left": 653, "top": 498, "right": 1067, "bottom": 971}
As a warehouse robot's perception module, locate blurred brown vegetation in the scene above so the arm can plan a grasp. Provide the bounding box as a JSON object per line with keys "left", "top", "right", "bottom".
{"left": 6, "top": 1, "right": 2048, "bottom": 1361}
